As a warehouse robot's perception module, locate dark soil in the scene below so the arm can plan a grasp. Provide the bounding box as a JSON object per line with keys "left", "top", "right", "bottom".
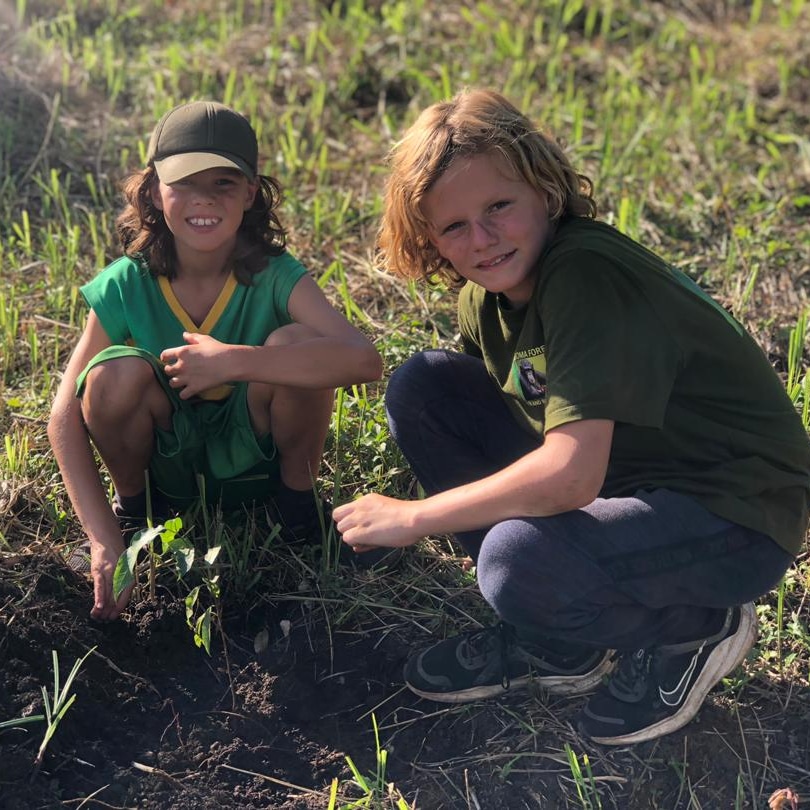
{"left": 2, "top": 546, "right": 809, "bottom": 810}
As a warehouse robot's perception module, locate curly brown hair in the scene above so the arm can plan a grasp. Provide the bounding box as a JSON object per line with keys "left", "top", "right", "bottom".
{"left": 377, "top": 88, "right": 597, "bottom": 287}
{"left": 115, "top": 167, "right": 287, "bottom": 284}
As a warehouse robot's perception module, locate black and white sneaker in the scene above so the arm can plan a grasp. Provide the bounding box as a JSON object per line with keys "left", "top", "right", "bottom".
{"left": 580, "top": 603, "right": 757, "bottom": 745}
{"left": 404, "top": 622, "right": 614, "bottom": 703}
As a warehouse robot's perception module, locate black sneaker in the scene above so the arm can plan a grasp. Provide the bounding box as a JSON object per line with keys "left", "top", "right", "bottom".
{"left": 579, "top": 603, "right": 757, "bottom": 746}
{"left": 403, "top": 623, "right": 614, "bottom": 703}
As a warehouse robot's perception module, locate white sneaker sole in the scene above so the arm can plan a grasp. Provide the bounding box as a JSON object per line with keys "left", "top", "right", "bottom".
{"left": 406, "top": 649, "right": 616, "bottom": 704}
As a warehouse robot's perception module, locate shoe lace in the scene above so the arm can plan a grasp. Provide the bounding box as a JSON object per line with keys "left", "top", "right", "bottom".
{"left": 458, "top": 623, "right": 514, "bottom": 691}
{"left": 607, "top": 648, "right": 652, "bottom": 702}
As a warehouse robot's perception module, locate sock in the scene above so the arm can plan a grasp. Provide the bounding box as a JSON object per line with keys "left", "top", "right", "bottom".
{"left": 113, "top": 489, "right": 168, "bottom": 518}
{"left": 114, "top": 490, "right": 148, "bottom": 517}
{"left": 272, "top": 482, "right": 322, "bottom": 524}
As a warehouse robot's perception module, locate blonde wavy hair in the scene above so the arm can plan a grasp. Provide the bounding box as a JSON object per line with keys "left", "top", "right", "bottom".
{"left": 377, "top": 88, "right": 597, "bottom": 287}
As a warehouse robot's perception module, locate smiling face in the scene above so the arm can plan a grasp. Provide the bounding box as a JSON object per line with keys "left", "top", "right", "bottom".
{"left": 151, "top": 167, "right": 258, "bottom": 270}
{"left": 421, "top": 152, "right": 553, "bottom": 307}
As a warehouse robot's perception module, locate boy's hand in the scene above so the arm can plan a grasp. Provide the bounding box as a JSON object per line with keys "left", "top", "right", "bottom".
{"left": 160, "top": 332, "right": 230, "bottom": 399}
{"left": 333, "top": 494, "right": 423, "bottom": 552}
{"left": 90, "top": 539, "right": 133, "bottom": 621}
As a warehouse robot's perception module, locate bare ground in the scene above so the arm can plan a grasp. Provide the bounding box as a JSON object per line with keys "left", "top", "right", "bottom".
{"left": 2, "top": 534, "right": 809, "bottom": 809}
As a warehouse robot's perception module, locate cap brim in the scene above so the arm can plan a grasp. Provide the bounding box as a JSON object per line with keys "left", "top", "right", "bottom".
{"left": 153, "top": 152, "right": 254, "bottom": 184}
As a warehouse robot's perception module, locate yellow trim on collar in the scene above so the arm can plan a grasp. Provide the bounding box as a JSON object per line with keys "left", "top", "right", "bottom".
{"left": 158, "top": 273, "right": 238, "bottom": 402}
{"left": 158, "top": 273, "right": 238, "bottom": 333}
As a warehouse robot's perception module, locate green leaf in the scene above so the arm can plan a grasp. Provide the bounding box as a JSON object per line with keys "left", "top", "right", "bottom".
{"left": 185, "top": 585, "right": 201, "bottom": 624}
{"left": 112, "top": 528, "right": 160, "bottom": 599}
{"left": 197, "top": 607, "right": 212, "bottom": 655}
{"left": 0, "top": 714, "right": 45, "bottom": 729}
{"left": 161, "top": 533, "right": 195, "bottom": 577}
{"left": 112, "top": 554, "right": 133, "bottom": 603}
{"left": 344, "top": 755, "right": 370, "bottom": 792}
{"left": 172, "top": 545, "right": 195, "bottom": 578}
{"left": 157, "top": 524, "right": 177, "bottom": 548}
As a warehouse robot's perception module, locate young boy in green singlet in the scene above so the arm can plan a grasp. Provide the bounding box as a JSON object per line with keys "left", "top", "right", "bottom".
{"left": 48, "top": 101, "right": 386, "bottom": 622}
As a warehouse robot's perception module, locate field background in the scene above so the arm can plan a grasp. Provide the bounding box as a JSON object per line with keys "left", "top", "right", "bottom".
{"left": 1, "top": 1, "right": 810, "bottom": 808}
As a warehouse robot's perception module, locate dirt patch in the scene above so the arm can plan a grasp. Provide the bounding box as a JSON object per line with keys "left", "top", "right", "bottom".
{"left": 2, "top": 549, "right": 809, "bottom": 810}
{"left": 0, "top": 552, "right": 405, "bottom": 809}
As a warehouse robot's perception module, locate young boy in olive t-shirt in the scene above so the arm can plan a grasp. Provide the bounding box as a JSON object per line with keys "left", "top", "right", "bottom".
{"left": 332, "top": 89, "right": 810, "bottom": 747}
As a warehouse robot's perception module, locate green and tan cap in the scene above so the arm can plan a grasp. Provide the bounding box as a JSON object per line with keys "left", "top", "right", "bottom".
{"left": 147, "top": 101, "right": 258, "bottom": 184}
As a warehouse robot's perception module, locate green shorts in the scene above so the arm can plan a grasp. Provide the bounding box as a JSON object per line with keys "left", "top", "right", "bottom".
{"left": 76, "top": 345, "right": 280, "bottom": 509}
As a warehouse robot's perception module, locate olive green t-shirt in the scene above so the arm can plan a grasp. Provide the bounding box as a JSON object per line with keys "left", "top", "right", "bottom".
{"left": 458, "top": 217, "right": 810, "bottom": 555}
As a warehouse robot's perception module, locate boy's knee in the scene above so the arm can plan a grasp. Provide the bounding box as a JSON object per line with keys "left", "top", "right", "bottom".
{"left": 478, "top": 525, "right": 525, "bottom": 617}
{"left": 478, "top": 522, "right": 568, "bottom": 624}
{"left": 388, "top": 349, "right": 444, "bottom": 386}
{"left": 385, "top": 350, "right": 448, "bottom": 417}
{"left": 82, "top": 357, "right": 158, "bottom": 415}
{"left": 264, "top": 323, "right": 320, "bottom": 347}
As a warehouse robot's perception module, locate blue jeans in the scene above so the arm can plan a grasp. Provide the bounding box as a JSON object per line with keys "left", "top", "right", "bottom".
{"left": 385, "top": 350, "right": 792, "bottom": 651}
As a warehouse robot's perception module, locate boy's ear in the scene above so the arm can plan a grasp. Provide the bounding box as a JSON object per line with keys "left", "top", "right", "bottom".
{"left": 150, "top": 180, "right": 163, "bottom": 211}
{"left": 244, "top": 180, "right": 259, "bottom": 211}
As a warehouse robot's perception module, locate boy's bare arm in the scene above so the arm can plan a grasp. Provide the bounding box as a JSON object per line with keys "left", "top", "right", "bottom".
{"left": 334, "top": 419, "right": 614, "bottom": 550}
{"left": 281, "top": 273, "right": 384, "bottom": 384}
{"left": 47, "top": 312, "right": 133, "bottom": 620}
{"left": 159, "top": 275, "right": 383, "bottom": 398}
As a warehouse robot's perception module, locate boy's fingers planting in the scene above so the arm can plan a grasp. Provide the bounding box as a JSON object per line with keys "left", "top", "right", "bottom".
{"left": 91, "top": 578, "right": 115, "bottom": 621}
{"left": 91, "top": 579, "right": 131, "bottom": 622}
{"left": 87, "top": 541, "right": 131, "bottom": 621}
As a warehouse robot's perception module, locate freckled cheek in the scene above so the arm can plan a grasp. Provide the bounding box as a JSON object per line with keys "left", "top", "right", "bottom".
{"left": 434, "top": 235, "right": 462, "bottom": 261}
{"left": 433, "top": 241, "right": 456, "bottom": 265}
{"left": 450, "top": 241, "right": 474, "bottom": 265}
